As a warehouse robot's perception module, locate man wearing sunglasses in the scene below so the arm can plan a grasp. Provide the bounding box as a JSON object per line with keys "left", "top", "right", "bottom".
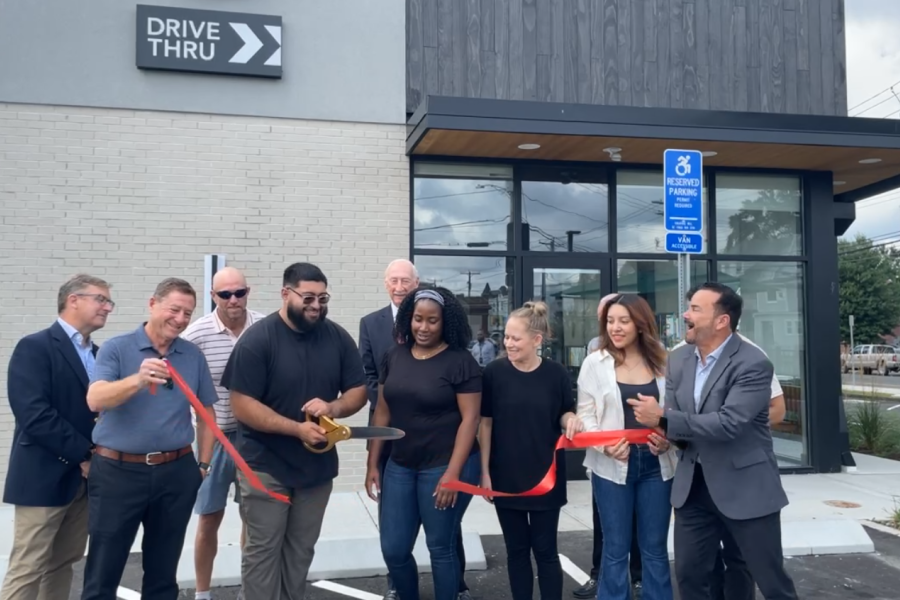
{"left": 222, "top": 262, "right": 368, "bottom": 600}
{"left": 181, "top": 267, "right": 266, "bottom": 600}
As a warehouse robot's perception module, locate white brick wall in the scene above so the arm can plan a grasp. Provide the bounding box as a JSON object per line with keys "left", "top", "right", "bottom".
{"left": 0, "top": 102, "right": 409, "bottom": 500}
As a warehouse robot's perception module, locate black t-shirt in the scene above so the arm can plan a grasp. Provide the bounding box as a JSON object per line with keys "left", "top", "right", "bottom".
{"left": 619, "top": 380, "right": 659, "bottom": 430}
{"left": 220, "top": 312, "right": 366, "bottom": 489}
{"left": 379, "top": 345, "right": 482, "bottom": 470}
{"left": 481, "top": 357, "right": 574, "bottom": 511}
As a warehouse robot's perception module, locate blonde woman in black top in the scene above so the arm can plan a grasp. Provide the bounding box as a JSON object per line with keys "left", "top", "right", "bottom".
{"left": 478, "top": 300, "right": 583, "bottom": 600}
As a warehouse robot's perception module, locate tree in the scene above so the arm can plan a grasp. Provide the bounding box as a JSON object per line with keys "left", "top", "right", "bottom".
{"left": 838, "top": 234, "right": 900, "bottom": 344}
{"left": 724, "top": 189, "right": 801, "bottom": 255}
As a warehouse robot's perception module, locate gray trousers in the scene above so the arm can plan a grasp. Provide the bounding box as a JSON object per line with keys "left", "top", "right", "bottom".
{"left": 238, "top": 472, "right": 333, "bottom": 600}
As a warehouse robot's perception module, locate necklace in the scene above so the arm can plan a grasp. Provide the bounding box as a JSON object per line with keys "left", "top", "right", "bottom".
{"left": 620, "top": 358, "right": 644, "bottom": 372}
{"left": 412, "top": 343, "right": 446, "bottom": 360}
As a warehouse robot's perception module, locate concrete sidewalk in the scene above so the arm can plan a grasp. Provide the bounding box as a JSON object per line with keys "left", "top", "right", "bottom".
{"left": 1, "top": 452, "right": 897, "bottom": 589}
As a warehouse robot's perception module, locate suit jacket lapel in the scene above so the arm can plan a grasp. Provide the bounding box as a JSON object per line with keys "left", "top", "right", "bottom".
{"left": 697, "top": 335, "right": 741, "bottom": 413}
{"left": 51, "top": 322, "right": 89, "bottom": 389}
{"left": 683, "top": 350, "right": 698, "bottom": 414}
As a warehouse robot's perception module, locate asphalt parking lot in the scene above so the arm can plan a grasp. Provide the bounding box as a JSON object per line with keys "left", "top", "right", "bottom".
{"left": 66, "top": 526, "right": 900, "bottom": 599}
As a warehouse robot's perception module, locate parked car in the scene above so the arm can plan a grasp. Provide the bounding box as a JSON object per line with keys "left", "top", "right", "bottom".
{"left": 841, "top": 344, "right": 900, "bottom": 376}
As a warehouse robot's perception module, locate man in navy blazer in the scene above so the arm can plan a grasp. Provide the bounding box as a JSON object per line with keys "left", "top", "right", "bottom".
{"left": 1, "top": 274, "right": 114, "bottom": 600}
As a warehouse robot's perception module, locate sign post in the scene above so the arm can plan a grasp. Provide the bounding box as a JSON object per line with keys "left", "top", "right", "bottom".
{"left": 849, "top": 314, "right": 856, "bottom": 387}
{"left": 664, "top": 149, "right": 704, "bottom": 341}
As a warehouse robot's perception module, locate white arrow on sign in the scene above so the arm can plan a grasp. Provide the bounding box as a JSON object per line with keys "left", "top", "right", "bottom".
{"left": 229, "top": 23, "right": 263, "bottom": 64}
{"left": 264, "top": 25, "right": 282, "bottom": 67}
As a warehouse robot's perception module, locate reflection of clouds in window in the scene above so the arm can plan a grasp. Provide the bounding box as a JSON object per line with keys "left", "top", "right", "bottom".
{"left": 413, "top": 178, "right": 512, "bottom": 249}
{"left": 413, "top": 254, "right": 512, "bottom": 341}
{"left": 617, "top": 170, "right": 709, "bottom": 254}
{"left": 716, "top": 175, "right": 801, "bottom": 256}
{"left": 521, "top": 182, "right": 609, "bottom": 252}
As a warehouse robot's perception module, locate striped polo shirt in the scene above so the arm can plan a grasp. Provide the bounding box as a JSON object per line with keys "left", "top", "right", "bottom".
{"left": 181, "top": 308, "right": 267, "bottom": 431}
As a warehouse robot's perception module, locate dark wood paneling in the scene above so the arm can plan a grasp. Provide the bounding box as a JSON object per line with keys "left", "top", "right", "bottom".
{"left": 408, "top": 0, "right": 848, "bottom": 116}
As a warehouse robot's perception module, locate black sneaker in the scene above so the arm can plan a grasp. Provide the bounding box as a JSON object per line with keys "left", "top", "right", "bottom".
{"left": 573, "top": 578, "right": 598, "bottom": 598}
{"left": 383, "top": 591, "right": 399, "bottom": 600}
{"left": 458, "top": 592, "right": 473, "bottom": 600}
{"left": 632, "top": 581, "right": 643, "bottom": 600}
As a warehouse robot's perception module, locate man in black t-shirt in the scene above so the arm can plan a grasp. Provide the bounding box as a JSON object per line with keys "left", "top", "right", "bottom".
{"left": 221, "top": 262, "right": 367, "bottom": 600}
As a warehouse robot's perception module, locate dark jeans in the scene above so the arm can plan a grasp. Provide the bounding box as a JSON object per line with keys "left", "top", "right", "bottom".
{"left": 673, "top": 466, "right": 797, "bottom": 600}
{"left": 592, "top": 446, "right": 674, "bottom": 600}
{"left": 81, "top": 452, "right": 202, "bottom": 600}
{"left": 380, "top": 452, "right": 481, "bottom": 600}
{"left": 375, "top": 428, "right": 468, "bottom": 593}
{"left": 591, "top": 491, "right": 642, "bottom": 583}
{"left": 495, "top": 507, "right": 563, "bottom": 600}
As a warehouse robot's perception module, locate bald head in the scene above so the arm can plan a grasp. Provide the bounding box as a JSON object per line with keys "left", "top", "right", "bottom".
{"left": 211, "top": 266, "right": 250, "bottom": 323}
{"left": 384, "top": 259, "right": 419, "bottom": 307}
{"left": 212, "top": 266, "right": 246, "bottom": 290}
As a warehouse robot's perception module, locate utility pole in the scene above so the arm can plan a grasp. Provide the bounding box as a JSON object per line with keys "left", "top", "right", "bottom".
{"left": 461, "top": 271, "right": 481, "bottom": 297}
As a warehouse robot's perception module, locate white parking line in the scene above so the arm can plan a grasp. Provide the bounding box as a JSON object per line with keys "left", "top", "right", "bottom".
{"left": 887, "top": 404, "right": 900, "bottom": 411}
{"left": 116, "top": 587, "right": 141, "bottom": 600}
{"left": 559, "top": 553, "right": 590, "bottom": 586}
{"left": 312, "top": 580, "right": 382, "bottom": 600}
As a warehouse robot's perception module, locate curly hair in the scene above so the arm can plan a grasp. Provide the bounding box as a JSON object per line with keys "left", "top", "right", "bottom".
{"left": 393, "top": 285, "right": 472, "bottom": 350}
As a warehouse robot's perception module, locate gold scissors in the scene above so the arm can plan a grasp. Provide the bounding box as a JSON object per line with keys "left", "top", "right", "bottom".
{"left": 303, "top": 413, "right": 405, "bottom": 454}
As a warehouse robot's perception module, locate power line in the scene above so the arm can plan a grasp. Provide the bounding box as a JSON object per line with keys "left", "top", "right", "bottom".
{"left": 848, "top": 79, "right": 900, "bottom": 113}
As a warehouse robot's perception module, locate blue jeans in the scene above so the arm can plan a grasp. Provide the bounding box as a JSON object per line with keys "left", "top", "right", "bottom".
{"left": 380, "top": 452, "right": 481, "bottom": 600}
{"left": 592, "top": 445, "right": 674, "bottom": 600}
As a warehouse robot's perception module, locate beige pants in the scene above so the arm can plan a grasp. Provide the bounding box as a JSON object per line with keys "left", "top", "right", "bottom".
{"left": 238, "top": 472, "right": 333, "bottom": 600}
{"left": 0, "top": 482, "right": 89, "bottom": 600}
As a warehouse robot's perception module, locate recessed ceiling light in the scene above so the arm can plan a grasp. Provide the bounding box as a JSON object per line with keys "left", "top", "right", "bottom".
{"left": 833, "top": 180, "right": 846, "bottom": 186}
{"left": 859, "top": 158, "right": 882, "bottom": 164}
{"left": 518, "top": 143, "right": 540, "bottom": 150}
{"left": 702, "top": 151, "right": 718, "bottom": 157}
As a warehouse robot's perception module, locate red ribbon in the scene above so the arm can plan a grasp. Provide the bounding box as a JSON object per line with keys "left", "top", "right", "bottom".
{"left": 150, "top": 362, "right": 291, "bottom": 504}
{"left": 441, "top": 429, "right": 654, "bottom": 498}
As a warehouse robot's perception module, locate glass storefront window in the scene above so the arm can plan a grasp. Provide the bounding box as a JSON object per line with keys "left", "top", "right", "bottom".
{"left": 522, "top": 167, "right": 609, "bottom": 252}
{"left": 616, "top": 259, "right": 709, "bottom": 349}
{"left": 617, "top": 170, "right": 709, "bottom": 254}
{"left": 717, "top": 261, "right": 807, "bottom": 467}
{"left": 411, "top": 255, "right": 513, "bottom": 347}
{"left": 413, "top": 162, "right": 513, "bottom": 250}
{"left": 715, "top": 174, "right": 802, "bottom": 256}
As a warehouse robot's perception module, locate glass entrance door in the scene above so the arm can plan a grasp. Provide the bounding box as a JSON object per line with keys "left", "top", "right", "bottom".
{"left": 522, "top": 257, "right": 610, "bottom": 389}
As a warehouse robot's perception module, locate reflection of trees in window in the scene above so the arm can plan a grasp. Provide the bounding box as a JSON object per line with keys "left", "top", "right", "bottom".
{"left": 721, "top": 188, "right": 801, "bottom": 255}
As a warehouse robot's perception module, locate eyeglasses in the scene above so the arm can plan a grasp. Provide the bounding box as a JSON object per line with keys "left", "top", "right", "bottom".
{"left": 74, "top": 293, "right": 116, "bottom": 309}
{"left": 215, "top": 288, "right": 248, "bottom": 300}
{"left": 285, "top": 288, "right": 331, "bottom": 305}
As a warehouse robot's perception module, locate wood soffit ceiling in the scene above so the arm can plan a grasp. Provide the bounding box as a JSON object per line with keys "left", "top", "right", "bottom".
{"left": 411, "top": 129, "right": 900, "bottom": 194}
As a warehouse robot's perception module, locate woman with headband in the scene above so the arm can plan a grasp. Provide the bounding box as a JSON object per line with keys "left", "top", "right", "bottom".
{"left": 365, "top": 286, "right": 482, "bottom": 600}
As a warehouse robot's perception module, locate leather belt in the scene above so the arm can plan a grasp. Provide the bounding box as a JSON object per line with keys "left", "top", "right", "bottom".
{"left": 94, "top": 445, "right": 193, "bottom": 466}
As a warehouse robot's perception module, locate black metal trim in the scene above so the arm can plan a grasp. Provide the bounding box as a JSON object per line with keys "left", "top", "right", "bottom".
{"left": 409, "top": 95, "right": 900, "bottom": 146}
{"left": 835, "top": 172, "right": 900, "bottom": 203}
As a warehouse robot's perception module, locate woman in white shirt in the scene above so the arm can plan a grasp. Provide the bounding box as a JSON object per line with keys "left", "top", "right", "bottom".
{"left": 577, "top": 294, "right": 677, "bottom": 600}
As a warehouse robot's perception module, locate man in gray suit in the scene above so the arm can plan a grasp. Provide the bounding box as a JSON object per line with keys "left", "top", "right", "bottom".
{"left": 628, "top": 282, "right": 798, "bottom": 600}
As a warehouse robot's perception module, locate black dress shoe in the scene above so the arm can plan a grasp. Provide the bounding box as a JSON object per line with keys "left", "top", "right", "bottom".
{"left": 573, "top": 578, "right": 598, "bottom": 599}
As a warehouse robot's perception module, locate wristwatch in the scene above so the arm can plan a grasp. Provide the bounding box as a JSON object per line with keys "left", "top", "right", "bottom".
{"left": 198, "top": 462, "right": 211, "bottom": 473}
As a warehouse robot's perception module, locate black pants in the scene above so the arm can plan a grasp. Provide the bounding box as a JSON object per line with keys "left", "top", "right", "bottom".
{"left": 496, "top": 507, "right": 563, "bottom": 600}
{"left": 673, "top": 466, "right": 797, "bottom": 600}
{"left": 591, "top": 491, "right": 642, "bottom": 582}
{"left": 375, "top": 416, "right": 467, "bottom": 593}
{"left": 81, "top": 452, "right": 202, "bottom": 600}
{"left": 709, "top": 528, "right": 756, "bottom": 600}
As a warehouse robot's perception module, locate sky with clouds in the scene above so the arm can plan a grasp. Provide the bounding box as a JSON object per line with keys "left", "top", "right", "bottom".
{"left": 842, "top": 0, "right": 900, "bottom": 242}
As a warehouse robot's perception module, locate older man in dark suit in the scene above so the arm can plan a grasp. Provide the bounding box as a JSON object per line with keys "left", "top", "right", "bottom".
{"left": 1, "top": 274, "right": 114, "bottom": 600}
{"left": 629, "top": 282, "right": 798, "bottom": 600}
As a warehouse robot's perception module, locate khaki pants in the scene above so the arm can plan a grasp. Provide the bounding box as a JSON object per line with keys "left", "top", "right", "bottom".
{"left": 238, "top": 472, "right": 332, "bottom": 600}
{"left": 0, "top": 482, "right": 89, "bottom": 600}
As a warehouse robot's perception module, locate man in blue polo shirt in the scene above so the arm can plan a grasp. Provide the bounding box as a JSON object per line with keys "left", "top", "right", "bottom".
{"left": 82, "top": 278, "right": 218, "bottom": 600}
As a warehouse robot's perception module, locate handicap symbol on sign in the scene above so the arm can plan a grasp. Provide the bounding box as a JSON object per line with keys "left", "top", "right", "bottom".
{"left": 675, "top": 155, "right": 692, "bottom": 177}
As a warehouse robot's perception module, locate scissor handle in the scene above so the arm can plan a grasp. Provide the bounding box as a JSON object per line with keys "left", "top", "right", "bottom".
{"left": 303, "top": 413, "right": 349, "bottom": 454}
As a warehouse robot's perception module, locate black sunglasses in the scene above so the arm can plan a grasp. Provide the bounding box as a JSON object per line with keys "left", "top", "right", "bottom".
{"left": 286, "top": 288, "right": 331, "bottom": 305}
{"left": 215, "top": 288, "right": 248, "bottom": 300}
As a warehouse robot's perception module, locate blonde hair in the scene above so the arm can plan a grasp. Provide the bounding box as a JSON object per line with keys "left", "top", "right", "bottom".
{"left": 509, "top": 300, "right": 552, "bottom": 339}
